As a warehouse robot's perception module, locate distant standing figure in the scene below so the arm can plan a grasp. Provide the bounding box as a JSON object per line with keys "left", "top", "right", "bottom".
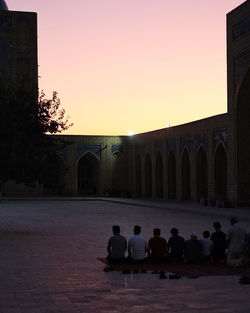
{"left": 167, "top": 228, "right": 186, "bottom": 263}
{"left": 107, "top": 225, "right": 127, "bottom": 264}
{"left": 128, "top": 225, "right": 147, "bottom": 263}
{"left": 200, "top": 231, "right": 213, "bottom": 262}
{"left": 210, "top": 221, "right": 226, "bottom": 262}
{"left": 185, "top": 233, "right": 203, "bottom": 264}
{"left": 147, "top": 228, "right": 169, "bottom": 263}
{"left": 227, "top": 217, "right": 247, "bottom": 267}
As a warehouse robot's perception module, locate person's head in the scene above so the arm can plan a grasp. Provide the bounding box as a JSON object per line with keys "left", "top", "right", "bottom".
{"left": 190, "top": 233, "right": 198, "bottom": 240}
{"left": 134, "top": 225, "right": 141, "bottom": 235}
{"left": 213, "top": 221, "right": 221, "bottom": 231}
{"left": 203, "top": 230, "right": 210, "bottom": 238}
{"left": 112, "top": 225, "right": 120, "bottom": 235}
{"left": 171, "top": 228, "right": 179, "bottom": 236}
{"left": 153, "top": 228, "right": 161, "bottom": 237}
{"left": 230, "top": 217, "right": 238, "bottom": 226}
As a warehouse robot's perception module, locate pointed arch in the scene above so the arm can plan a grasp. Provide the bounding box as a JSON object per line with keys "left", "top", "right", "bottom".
{"left": 111, "top": 151, "right": 124, "bottom": 196}
{"left": 214, "top": 142, "right": 227, "bottom": 200}
{"left": 135, "top": 155, "right": 142, "bottom": 197}
{"left": 167, "top": 150, "right": 176, "bottom": 199}
{"left": 181, "top": 148, "right": 191, "bottom": 200}
{"left": 144, "top": 153, "right": 152, "bottom": 197}
{"left": 155, "top": 151, "right": 163, "bottom": 198}
{"left": 77, "top": 152, "right": 100, "bottom": 195}
{"left": 236, "top": 69, "right": 250, "bottom": 204}
{"left": 196, "top": 145, "right": 208, "bottom": 201}
{"left": 43, "top": 154, "right": 67, "bottom": 195}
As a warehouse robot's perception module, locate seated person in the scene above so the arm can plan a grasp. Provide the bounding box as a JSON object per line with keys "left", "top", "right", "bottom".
{"left": 107, "top": 225, "right": 127, "bottom": 264}
{"left": 127, "top": 225, "right": 147, "bottom": 263}
{"left": 147, "top": 228, "right": 169, "bottom": 263}
{"left": 185, "top": 233, "right": 203, "bottom": 264}
{"left": 200, "top": 230, "right": 213, "bottom": 262}
{"left": 167, "top": 228, "right": 186, "bottom": 263}
{"left": 210, "top": 221, "right": 226, "bottom": 262}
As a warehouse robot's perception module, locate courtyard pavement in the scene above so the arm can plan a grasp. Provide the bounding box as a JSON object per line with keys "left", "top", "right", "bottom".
{"left": 0, "top": 199, "right": 249, "bottom": 313}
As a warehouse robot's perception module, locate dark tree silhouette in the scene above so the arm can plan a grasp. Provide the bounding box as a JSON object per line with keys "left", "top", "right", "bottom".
{"left": 38, "top": 90, "right": 73, "bottom": 134}
{"left": 0, "top": 75, "right": 73, "bottom": 190}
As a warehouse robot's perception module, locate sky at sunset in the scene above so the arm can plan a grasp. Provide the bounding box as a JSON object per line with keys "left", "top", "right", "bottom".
{"left": 8, "top": 0, "right": 246, "bottom": 135}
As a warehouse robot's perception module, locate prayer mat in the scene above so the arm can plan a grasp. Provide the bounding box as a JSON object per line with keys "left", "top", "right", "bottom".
{"left": 98, "top": 257, "right": 250, "bottom": 277}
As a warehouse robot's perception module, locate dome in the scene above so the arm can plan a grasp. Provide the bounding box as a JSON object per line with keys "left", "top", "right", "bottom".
{"left": 0, "top": 0, "right": 8, "bottom": 10}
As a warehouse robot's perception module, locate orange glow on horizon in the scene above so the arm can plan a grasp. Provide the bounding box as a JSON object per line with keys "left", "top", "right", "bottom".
{"left": 8, "top": 0, "right": 245, "bottom": 135}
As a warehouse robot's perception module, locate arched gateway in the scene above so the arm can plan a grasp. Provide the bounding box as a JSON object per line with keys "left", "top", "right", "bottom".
{"left": 167, "top": 150, "right": 176, "bottom": 199}
{"left": 156, "top": 151, "right": 163, "bottom": 198}
{"left": 144, "top": 153, "right": 152, "bottom": 197}
{"left": 43, "top": 155, "right": 66, "bottom": 195}
{"left": 77, "top": 152, "right": 100, "bottom": 195}
{"left": 182, "top": 149, "right": 191, "bottom": 200}
{"left": 196, "top": 146, "right": 208, "bottom": 201}
{"left": 111, "top": 151, "right": 123, "bottom": 196}
{"left": 135, "top": 155, "right": 142, "bottom": 196}
{"left": 214, "top": 143, "right": 227, "bottom": 201}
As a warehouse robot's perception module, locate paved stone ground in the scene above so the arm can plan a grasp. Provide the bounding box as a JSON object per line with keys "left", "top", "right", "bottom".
{"left": 0, "top": 200, "right": 249, "bottom": 313}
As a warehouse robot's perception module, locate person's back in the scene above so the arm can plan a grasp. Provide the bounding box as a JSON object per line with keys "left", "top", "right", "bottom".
{"left": 168, "top": 228, "right": 185, "bottom": 262}
{"left": 210, "top": 222, "right": 226, "bottom": 261}
{"left": 147, "top": 228, "right": 168, "bottom": 263}
{"left": 200, "top": 231, "right": 213, "bottom": 262}
{"left": 227, "top": 219, "right": 247, "bottom": 254}
{"left": 128, "top": 225, "right": 147, "bottom": 262}
{"left": 227, "top": 217, "right": 247, "bottom": 267}
{"left": 107, "top": 225, "right": 127, "bottom": 263}
{"left": 185, "top": 233, "right": 202, "bottom": 264}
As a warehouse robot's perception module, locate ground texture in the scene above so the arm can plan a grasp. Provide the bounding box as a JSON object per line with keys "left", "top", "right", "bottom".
{"left": 0, "top": 199, "right": 249, "bottom": 313}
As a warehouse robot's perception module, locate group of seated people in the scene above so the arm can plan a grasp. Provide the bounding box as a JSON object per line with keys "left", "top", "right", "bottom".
{"left": 107, "top": 217, "right": 250, "bottom": 267}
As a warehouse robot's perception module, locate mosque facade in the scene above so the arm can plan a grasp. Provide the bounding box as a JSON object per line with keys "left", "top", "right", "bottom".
{"left": 1, "top": 0, "right": 250, "bottom": 206}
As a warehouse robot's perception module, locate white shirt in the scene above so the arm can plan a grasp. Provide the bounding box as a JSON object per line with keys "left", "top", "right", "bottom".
{"left": 227, "top": 223, "right": 247, "bottom": 254}
{"left": 200, "top": 238, "right": 213, "bottom": 256}
{"left": 128, "top": 235, "right": 147, "bottom": 260}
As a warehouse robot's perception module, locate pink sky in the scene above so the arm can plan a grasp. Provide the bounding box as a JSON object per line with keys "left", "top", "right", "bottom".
{"left": 8, "top": 0, "right": 245, "bottom": 135}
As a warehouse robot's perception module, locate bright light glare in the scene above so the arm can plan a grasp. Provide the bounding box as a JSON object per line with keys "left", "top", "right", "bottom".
{"left": 128, "top": 130, "right": 134, "bottom": 136}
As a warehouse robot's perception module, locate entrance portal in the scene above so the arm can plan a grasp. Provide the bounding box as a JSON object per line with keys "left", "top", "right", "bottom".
{"left": 136, "top": 155, "right": 142, "bottom": 196}
{"left": 214, "top": 143, "right": 227, "bottom": 200}
{"left": 77, "top": 153, "right": 100, "bottom": 195}
{"left": 167, "top": 150, "right": 176, "bottom": 199}
{"left": 145, "top": 153, "right": 152, "bottom": 197}
{"left": 181, "top": 149, "right": 191, "bottom": 200}
{"left": 43, "top": 155, "right": 66, "bottom": 195}
{"left": 111, "top": 152, "right": 123, "bottom": 196}
{"left": 156, "top": 151, "right": 163, "bottom": 198}
{"left": 196, "top": 146, "right": 208, "bottom": 201}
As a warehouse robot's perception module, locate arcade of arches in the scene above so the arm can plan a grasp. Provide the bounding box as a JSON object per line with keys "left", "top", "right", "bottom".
{"left": 133, "top": 144, "right": 228, "bottom": 202}
{"left": 3, "top": 1, "right": 250, "bottom": 206}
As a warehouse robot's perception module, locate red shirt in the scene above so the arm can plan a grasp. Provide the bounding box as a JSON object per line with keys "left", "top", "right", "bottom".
{"left": 148, "top": 236, "right": 167, "bottom": 257}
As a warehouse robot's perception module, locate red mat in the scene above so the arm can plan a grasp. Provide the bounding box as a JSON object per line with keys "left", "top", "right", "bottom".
{"left": 98, "top": 257, "right": 250, "bottom": 277}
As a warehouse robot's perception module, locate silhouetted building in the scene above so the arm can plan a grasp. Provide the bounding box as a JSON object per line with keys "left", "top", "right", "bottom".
{"left": 0, "top": 2, "right": 37, "bottom": 83}
{"left": 2, "top": 1, "right": 250, "bottom": 206}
